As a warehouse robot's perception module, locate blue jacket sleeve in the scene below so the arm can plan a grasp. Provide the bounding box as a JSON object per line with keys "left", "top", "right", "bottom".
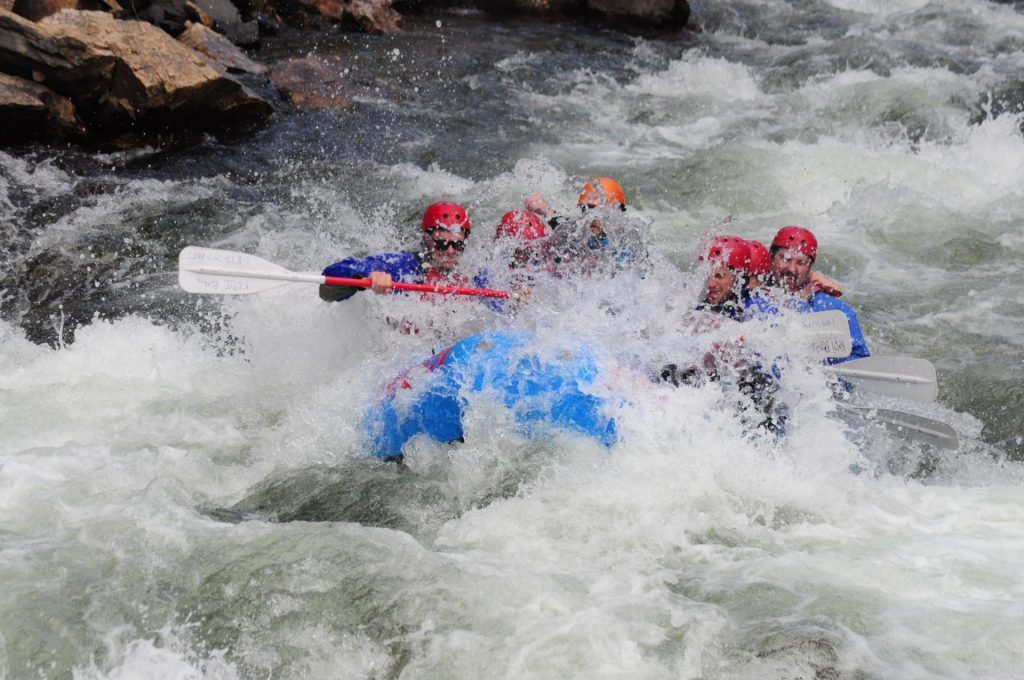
{"left": 320, "top": 252, "right": 423, "bottom": 302}
{"left": 810, "top": 292, "right": 870, "bottom": 364}
{"left": 322, "top": 252, "right": 422, "bottom": 280}
{"left": 473, "top": 269, "right": 508, "bottom": 314}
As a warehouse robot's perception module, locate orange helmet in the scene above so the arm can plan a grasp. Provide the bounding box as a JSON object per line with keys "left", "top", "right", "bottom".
{"left": 577, "top": 177, "right": 626, "bottom": 209}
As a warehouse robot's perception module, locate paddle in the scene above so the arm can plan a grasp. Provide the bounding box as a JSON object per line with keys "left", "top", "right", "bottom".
{"left": 178, "top": 247, "right": 510, "bottom": 299}
{"left": 795, "top": 310, "right": 852, "bottom": 359}
{"left": 828, "top": 356, "right": 938, "bottom": 402}
{"left": 835, "top": 402, "right": 959, "bottom": 450}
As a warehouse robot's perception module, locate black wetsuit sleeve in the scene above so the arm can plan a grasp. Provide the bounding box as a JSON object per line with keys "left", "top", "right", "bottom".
{"left": 319, "top": 281, "right": 362, "bottom": 301}
{"left": 660, "top": 363, "right": 705, "bottom": 387}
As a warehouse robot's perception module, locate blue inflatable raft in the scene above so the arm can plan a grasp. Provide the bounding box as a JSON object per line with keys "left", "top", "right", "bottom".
{"left": 363, "top": 332, "right": 618, "bottom": 460}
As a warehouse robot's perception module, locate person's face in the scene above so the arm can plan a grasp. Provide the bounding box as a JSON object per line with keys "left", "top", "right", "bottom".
{"left": 770, "top": 248, "right": 812, "bottom": 292}
{"left": 581, "top": 206, "right": 609, "bottom": 249}
{"left": 425, "top": 228, "right": 466, "bottom": 271}
{"left": 704, "top": 265, "right": 736, "bottom": 305}
{"left": 511, "top": 246, "right": 534, "bottom": 268}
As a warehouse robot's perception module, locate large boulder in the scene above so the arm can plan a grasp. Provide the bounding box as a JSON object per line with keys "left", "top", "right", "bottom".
{"left": 0, "top": 8, "right": 273, "bottom": 144}
{"left": 0, "top": 70, "right": 85, "bottom": 142}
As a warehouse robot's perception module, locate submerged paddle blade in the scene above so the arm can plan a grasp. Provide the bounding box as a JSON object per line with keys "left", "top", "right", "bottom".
{"left": 837, "top": 403, "right": 959, "bottom": 450}
{"left": 830, "top": 356, "right": 938, "bottom": 402}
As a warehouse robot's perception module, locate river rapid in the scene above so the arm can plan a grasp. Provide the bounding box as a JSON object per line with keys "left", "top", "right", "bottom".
{"left": 2, "top": 1, "right": 1024, "bottom": 678}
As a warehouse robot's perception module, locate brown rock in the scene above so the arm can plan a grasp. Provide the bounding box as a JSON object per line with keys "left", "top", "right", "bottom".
{"left": 269, "top": 56, "right": 350, "bottom": 110}
{"left": 475, "top": 0, "right": 580, "bottom": 19}
{"left": 178, "top": 21, "right": 266, "bottom": 74}
{"left": 0, "top": 69, "right": 85, "bottom": 141}
{"left": 0, "top": 9, "right": 273, "bottom": 143}
{"left": 290, "top": 0, "right": 400, "bottom": 33}
{"left": 296, "top": 0, "right": 346, "bottom": 21}
{"left": 347, "top": 0, "right": 400, "bottom": 32}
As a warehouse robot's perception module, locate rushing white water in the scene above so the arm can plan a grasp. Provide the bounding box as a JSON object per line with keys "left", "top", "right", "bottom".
{"left": 2, "top": 1, "right": 1024, "bottom": 678}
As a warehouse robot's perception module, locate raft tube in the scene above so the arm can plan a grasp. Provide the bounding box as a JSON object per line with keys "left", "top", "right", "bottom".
{"left": 363, "top": 332, "right": 618, "bottom": 459}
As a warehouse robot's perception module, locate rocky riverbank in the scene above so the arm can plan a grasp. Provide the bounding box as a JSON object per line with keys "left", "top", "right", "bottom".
{"left": 0, "top": 0, "right": 690, "bottom": 149}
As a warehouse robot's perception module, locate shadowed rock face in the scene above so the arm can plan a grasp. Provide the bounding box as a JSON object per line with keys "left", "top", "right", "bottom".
{"left": 11, "top": 0, "right": 122, "bottom": 22}
{"left": 0, "top": 8, "right": 273, "bottom": 145}
{"left": 178, "top": 21, "right": 267, "bottom": 74}
{"left": 0, "top": 70, "right": 86, "bottom": 140}
{"left": 475, "top": 0, "right": 689, "bottom": 27}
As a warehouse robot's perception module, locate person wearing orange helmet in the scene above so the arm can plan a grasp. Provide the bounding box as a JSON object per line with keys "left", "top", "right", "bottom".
{"left": 746, "top": 225, "right": 869, "bottom": 364}
{"left": 320, "top": 201, "right": 473, "bottom": 301}
{"left": 524, "top": 176, "right": 648, "bottom": 276}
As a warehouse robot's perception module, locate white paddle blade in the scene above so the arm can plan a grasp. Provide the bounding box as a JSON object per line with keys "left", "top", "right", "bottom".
{"left": 794, "top": 311, "right": 853, "bottom": 359}
{"left": 837, "top": 403, "right": 959, "bottom": 450}
{"left": 798, "top": 309, "right": 849, "bottom": 334}
{"left": 178, "top": 247, "right": 315, "bottom": 295}
{"left": 830, "top": 356, "right": 938, "bottom": 402}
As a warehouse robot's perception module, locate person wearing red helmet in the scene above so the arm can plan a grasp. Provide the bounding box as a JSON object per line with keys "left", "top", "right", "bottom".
{"left": 320, "top": 201, "right": 473, "bottom": 301}
{"left": 745, "top": 237, "right": 843, "bottom": 296}
{"left": 494, "top": 209, "right": 549, "bottom": 270}
{"left": 744, "top": 239, "right": 771, "bottom": 288}
{"left": 477, "top": 209, "right": 556, "bottom": 316}
{"left": 747, "top": 225, "right": 869, "bottom": 364}
{"left": 697, "top": 235, "right": 752, "bottom": 319}
{"left": 659, "top": 235, "right": 784, "bottom": 435}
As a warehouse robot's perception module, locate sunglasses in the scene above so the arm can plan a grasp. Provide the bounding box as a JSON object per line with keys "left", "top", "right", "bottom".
{"left": 432, "top": 238, "right": 466, "bottom": 252}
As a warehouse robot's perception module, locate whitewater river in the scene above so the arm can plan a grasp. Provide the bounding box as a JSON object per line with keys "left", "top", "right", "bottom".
{"left": 2, "top": 1, "right": 1024, "bottom": 678}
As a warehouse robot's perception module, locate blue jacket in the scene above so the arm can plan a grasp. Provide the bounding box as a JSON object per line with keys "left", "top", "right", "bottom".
{"left": 745, "top": 288, "right": 870, "bottom": 365}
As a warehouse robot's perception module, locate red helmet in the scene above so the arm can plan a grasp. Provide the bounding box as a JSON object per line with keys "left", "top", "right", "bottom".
{"left": 701, "top": 235, "right": 751, "bottom": 271}
{"left": 577, "top": 177, "right": 626, "bottom": 209}
{"left": 745, "top": 239, "right": 771, "bottom": 276}
{"left": 422, "top": 202, "right": 471, "bottom": 234}
{"left": 770, "top": 226, "right": 817, "bottom": 260}
{"left": 495, "top": 210, "right": 547, "bottom": 241}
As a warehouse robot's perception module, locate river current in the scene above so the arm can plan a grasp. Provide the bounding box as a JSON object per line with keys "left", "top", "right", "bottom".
{"left": 1, "top": 1, "right": 1023, "bottom": 678}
